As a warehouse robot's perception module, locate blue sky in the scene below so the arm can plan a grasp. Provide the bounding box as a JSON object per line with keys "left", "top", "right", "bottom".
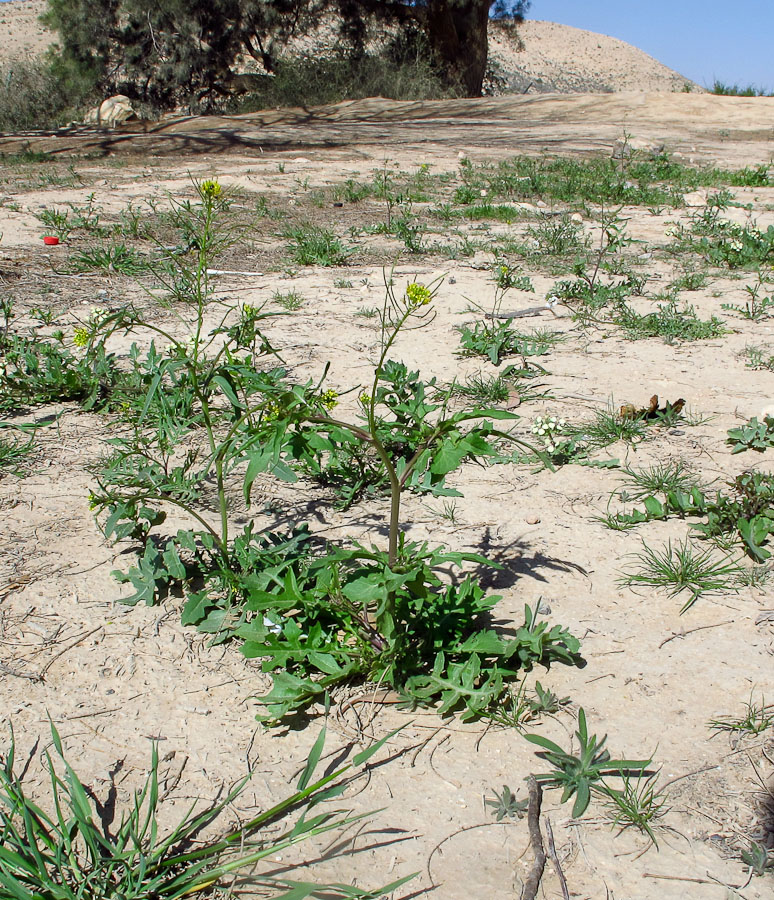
{"left": 528, "top": 1, "right": 773, "bottom": 89}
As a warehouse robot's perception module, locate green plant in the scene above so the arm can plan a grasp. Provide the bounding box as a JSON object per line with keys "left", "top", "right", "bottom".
{"left": 722, "top": 273, "right": 774, "bottom": 320}
{"left": 70, "top": 244, "right": 148, "bottom": 275}
{"left": 457, "top": 283, "right": 560, "bottom": 367}
{"left": 711, "top": 81, "right": 774, "bottom": 98}
{"left": 617, "top": 460, "right": 699, "bottom": 501}
{"left": 600, "top": 773, "right": 669, "bottom": 846}
{"left": 615, "top": 299, "right": 726, "bottom": 342}
{"left": 272, "top": 289, "right": 305, "bottom": 310}
{"left": 89, "top": 183, "right": 584, "bottom": 726}
{"left": 741, "top": 841, "right": 774, "bottom": 876}
{"left": 485, "top": 785, "right": 528, "bottom": 821}
{"left": 525, "top": 708, "right": 652, "bottom": 818}
{"left": 727, "top": 416, "right": 774, "bottom": 453}
{"left": 0, "top": 720, "right": 413, "bottom": 900}
{"left": 493, "top": 262, "right": 534, "bottom": 292}
{"left": 0, "top": 430, "right": 32, "bottom": 475}
{"left": 709, "top": 694, "right": 774, "bottom": 736}
{"left": 29, "top": 307, "right": 57, "bottom": 326}
{"left": 34, "top": 208, "right": 73, "bottom": 241}
{"left": 450, "top": 363, "right": 548, "bottom": 407}
{"left": 607, "top": 471, "right": 774, "bottom": 562}
{"left": 574, "top": 405, "right": 647, "bottom": 450}
{"left": 283, "top": 224, "right": 351, "bottom": 266}
{"left": 619, "top": 538, "right": 742, "bottom": 611}
{"left": 0, "top": 303, "right": 121, "bottom": 414}
{"left": 524, "top": 214, "right": 588, "bottom": 260}
{"left": 674, "top": 212, "right": 774, "bottom": 269}
{"left": 744, "top": 344, "right": 774, "bottom": 372}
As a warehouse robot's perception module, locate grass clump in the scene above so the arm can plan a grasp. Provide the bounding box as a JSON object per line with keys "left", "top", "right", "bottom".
{"left": 0, "top": 720, "right": 412, "bottom": 899}
{"left": 615, "top": 300, "right": 726, "bottom": 342}
{"left": 619, "top": 538, "right": 742, "bottom": 611}
{"left": 283, "top": 224, "right": 351, "bottom": 266}
{"left": 709, "top": 694, "right": 774, "bottom": 736}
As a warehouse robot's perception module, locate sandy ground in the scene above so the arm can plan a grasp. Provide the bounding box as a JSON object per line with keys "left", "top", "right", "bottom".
{"left": 1, "top": 91, "right": 774, "bottom": 899}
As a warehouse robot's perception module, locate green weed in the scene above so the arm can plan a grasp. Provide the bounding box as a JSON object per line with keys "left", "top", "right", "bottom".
{"left": 727, "top": 416, "right": 774, "bottom": 453}
{"left": 709, "top": 694, "right": 774, "bottom": 736}
{"left": 283, "top": 224, "right": 351, "bottom": 266}
{"left": 525, "top": 708, "right": 652, "bottom": 818}
{"left": 0, "top": 720, "right": 412, "bottom": 899}
{"left": 272, "top": 289, "right": 305, "bottom": 310}
{"left": 600, "top": 773, "right": 670, "bottom": 846}
{"left": 70, "top": 244, "right": 148, "bottom": 275}
{"left": 619, "top": 538, "right": 742, "bottom": 611}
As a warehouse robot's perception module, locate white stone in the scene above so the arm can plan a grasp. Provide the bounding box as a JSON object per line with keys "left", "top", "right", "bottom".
{"left": 85, "top": 95, "right": 136, "bottom": 129}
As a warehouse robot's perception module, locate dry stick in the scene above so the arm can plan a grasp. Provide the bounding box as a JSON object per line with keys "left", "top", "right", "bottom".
{"left": 38, "top": 626, "right": 102, "bottom": 679}
{"left": 0, "top": 661, "right": 41, "bottom": 682}
{"left": 522, "top": 776, "right": 546, "bottom": 900}
{"left": 545, "top": 817, "right": 570, "bottom": 900}
{"left": 658, "top": 619, "right": 733, "bottom": 649}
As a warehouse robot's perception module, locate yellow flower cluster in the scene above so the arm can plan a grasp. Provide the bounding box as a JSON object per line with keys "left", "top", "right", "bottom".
{"left": 405, "top": 282, "right": 432, "bottom": 307}
{"left": 319, "top": 389, "right": 339, "bottom": 411}
{"left": 73, "top": 327, "right": 90, "bottom": 348}
{"left": 201, "top": 179, "right": 222, "bottom": 200}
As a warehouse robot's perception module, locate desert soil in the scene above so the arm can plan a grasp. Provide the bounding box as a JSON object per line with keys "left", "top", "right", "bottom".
{"left": 1, "top": 90, "right": 774, "bottom": 900}
{"left": 1, "top": 0, "right": 774, "bottom": 894}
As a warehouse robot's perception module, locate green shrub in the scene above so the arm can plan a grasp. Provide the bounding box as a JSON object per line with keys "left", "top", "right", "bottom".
{"left": 0, "top": 59, "right": 76, "bottom": 132}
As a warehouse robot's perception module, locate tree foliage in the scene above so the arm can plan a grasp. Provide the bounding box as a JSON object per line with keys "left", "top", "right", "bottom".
{"left": 42, "top": 0, "right": 531, "bottom": 108}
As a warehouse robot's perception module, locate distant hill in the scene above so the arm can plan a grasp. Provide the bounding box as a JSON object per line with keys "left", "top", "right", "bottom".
{"left": 489, "top": 20, "right": 699, "bottom": 93}
{"left": 0, "top": 1, "right": 698, "bottom": 95}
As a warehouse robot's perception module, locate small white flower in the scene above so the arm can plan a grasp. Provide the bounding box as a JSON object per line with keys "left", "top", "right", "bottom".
{"left": 262, "top": 616, "right": 282, "bottom": 635}
{"left": 480, "top": 189, "right": 488, "bottom": 198}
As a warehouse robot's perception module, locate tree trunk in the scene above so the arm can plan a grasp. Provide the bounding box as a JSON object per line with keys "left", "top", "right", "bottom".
{"left": 425, "top": 0, "right": 490, "bottom": 97}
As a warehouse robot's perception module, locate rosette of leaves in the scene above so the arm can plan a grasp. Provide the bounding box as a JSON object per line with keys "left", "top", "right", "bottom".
{"left": 238, "top": 540, "right": 583, "bottom": 723}
{"left": 727, "top": 415, "right": 774, "bottom": 453}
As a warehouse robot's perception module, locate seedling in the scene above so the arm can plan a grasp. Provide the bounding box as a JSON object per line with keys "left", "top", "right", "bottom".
{"left": 600, "top": 773, "right": 670, "bottom": 846}
{"left": 741, "top": 841, "right": 774, "bottom": 876}
{"left": 283, "top": 223, "right": 351, "bottom": 266}
{"left": 525, "top": 708, "right": 652, "bottom": 818}
{"left": 485, "top": 785, "right": 528, "bottom": 821}
{"left": 709, "top": 694, "right": 774, "bottom": 736}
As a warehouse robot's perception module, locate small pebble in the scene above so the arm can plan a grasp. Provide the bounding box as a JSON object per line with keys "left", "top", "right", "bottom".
{"left": 538, "top": 601, "right": 552, "bottom": 615}
{"left": 525, "top": 515, "right": 540, "bottom": 524}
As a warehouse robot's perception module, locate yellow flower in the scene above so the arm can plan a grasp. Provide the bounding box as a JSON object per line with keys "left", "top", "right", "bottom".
{"left": 359, "top": 392, "right": 371, "bottom": 407}
{"left": 406, "top": 282, "right": 432, "bottom": 308}
{"left": 319, "top": 389, "right": 339, "bottom": 411}
{"left": 201, "top": 179, "right": 222, "bottom": 200}
{"left": 73, "top": 327, "right": 89, "bottom": 348}
{"left": 263, "top": 400, "right": 282, "bottom": 421}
